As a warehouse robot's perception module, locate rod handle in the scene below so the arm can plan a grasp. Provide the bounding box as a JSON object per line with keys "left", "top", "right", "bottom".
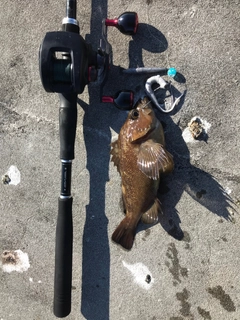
{"left": 54, "top": 197, "right": 73, "bottom": 318}
{"left": 59, "top": 93, "right": 77, "bottom": 160}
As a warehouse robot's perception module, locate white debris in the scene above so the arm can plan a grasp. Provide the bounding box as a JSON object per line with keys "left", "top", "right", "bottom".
{"left": 182, "top": 116, "right": 211, "bottom": 143}
{"left": 122, "top": 260, "right": 154, "bottom": 290}
{"left": 224, "top": 187, "right": 232, "bottom": 195}
{"left": 182, "top": 127, "right": 195, "bottom": 143}
{"left": 29, "top": 278, "right": 42, "bottom": 284}
{"left": 2, "top": 165, "right": 21, "bottom": 185}
{"left": 1, "top": 250, "right": 30, "bottom": 273}
{"left": 201, "top": 118, "right": 211, "bottom": 132}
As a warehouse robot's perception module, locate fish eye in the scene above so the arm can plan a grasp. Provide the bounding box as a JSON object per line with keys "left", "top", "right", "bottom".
{"left": 130, "top": 109, "right": 139, "bottom": 120}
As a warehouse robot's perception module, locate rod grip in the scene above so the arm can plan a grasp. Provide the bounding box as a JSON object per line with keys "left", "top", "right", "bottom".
{"left": 54, "top": 197, "right": 73, "bottom": 318}
{"left": 59, "top": 93, "right": 77, "bottom": 160}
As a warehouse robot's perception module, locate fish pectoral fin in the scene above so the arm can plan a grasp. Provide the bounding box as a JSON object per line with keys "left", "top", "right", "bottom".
{"left": 141, "top": 198, "right": 162, "bottom": 224}
{"left": 110, "top": 139, "right": 120, "bottom": 171}
{"left": 137, "top": 140, "right": 174, "bottom": 180}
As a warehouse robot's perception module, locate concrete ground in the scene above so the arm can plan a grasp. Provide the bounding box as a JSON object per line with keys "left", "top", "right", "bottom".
{"left": 0, "top": 0, "right": 240, "bottom": 319}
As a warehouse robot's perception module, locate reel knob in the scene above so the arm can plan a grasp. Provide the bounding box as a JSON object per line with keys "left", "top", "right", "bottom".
{"left": 105, "top": 12, "right": 138, "bottom": 35}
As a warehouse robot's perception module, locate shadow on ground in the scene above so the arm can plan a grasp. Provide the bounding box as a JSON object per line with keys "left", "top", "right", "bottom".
{"left": 79, "top": 3, "right": 171, "bottom": 319}
{"left": 138, "top": 112, "right": 234, "bottom": 240}
{"left": 79, "top": 1, "right": 110, "bottom": 319}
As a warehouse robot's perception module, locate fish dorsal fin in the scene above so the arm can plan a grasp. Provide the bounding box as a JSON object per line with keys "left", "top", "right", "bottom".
{"left": 110, "top": 140, "right": 120, "bottom": 172}
{"left": 141, "top": 198, "right": 161, "bottom": 224}
{"left": 137, "top": 140, "right": 174, "bottom": 180}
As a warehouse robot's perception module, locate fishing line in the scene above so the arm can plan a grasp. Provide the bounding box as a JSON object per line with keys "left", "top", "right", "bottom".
{"left": 142, "top": 84, "right": 162, "bottom": 109}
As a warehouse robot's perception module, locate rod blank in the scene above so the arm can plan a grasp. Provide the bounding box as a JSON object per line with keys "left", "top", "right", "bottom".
{"left": 66, "top": 0, "right": 77, "bottom": 19}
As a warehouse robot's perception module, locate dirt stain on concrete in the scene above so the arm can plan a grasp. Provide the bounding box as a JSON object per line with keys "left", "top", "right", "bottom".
{"left": 207, "top": 285, "right": 236, "bottom": 312}
{"left": 196, "top": 189, "right": 207, "bottom": 199}
{"left": 183, "top": 231, "right": 191, "bottom": 249}
{"left": 142, "top": 229, "right": 151, "bottom": 241}
{"left": 176, "top": 288, "right": 194, "bottom": 319}
{"left": 165, "top": 243, "right": 188, "bottom": 285}
{"left": 1, "top": 250, "right": 19, "bottom": 264}
{"left": 197, "top": 306, "right": 212, "bottom": 319}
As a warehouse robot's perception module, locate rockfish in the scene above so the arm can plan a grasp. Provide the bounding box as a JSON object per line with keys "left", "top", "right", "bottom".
{"left": 111, "top": 97, "right": 174, "bottom": 250}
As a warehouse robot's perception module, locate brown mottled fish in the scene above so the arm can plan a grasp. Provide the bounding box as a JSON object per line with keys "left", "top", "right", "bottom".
{"left": 111, "top": 97, "right": 174, "bottom": 250}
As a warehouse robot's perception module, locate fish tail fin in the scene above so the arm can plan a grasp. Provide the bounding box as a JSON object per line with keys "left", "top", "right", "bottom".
{"left": 112, "top": 217, "right": 136, "bottom": 250}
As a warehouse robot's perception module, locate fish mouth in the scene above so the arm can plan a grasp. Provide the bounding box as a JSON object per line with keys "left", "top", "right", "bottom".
{"left": 131, "top": 126, "right": 155, "bottom": 143}
{"left": 142, "top": 126, "right": 155, "bottom": 139}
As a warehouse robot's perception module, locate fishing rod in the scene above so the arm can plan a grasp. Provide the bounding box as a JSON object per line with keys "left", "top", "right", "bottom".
{"left": 39, "top": 1, "right": 181, "bottom": 316}
{"left": 39, "top": 0, "right": 138, "bottom": 317}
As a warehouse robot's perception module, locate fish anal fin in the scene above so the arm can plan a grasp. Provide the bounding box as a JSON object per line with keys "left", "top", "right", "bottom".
{"left": 110, "top": 139, "right": 120, "bottom": 171}
{"left": 137, "top": 140, "right": 174, "bottom": 180}
{"left": 141, "top": 198, "right": 162, "bottom": 224}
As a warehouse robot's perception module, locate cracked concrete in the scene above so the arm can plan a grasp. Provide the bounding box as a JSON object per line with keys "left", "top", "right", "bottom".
{"left": 0, "top": 0, "right": 240, "bottom": 319}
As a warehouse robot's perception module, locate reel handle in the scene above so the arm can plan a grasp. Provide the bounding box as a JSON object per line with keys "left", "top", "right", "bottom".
{"left": 102, "top": 90, "right": 134, "bottom": 110}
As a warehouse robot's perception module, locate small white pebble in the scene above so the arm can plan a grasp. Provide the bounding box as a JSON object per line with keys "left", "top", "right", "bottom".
{"left": 224, "top": 187, "right": 232, "bottom": 195}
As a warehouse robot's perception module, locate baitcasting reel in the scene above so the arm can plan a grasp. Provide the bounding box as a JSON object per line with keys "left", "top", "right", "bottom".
{"left": 39, "top": 8, "right": 138, "bottom": 95}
